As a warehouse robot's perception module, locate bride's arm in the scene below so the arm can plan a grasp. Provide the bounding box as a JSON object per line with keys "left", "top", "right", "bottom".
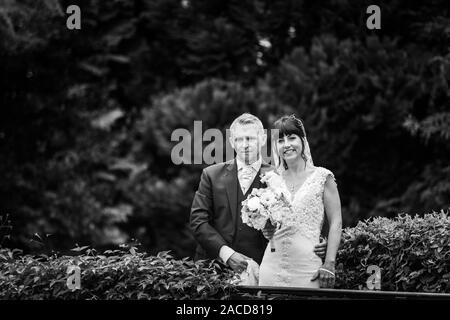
{"left": 322, "top": 175, "right": 343, "bottom": 281}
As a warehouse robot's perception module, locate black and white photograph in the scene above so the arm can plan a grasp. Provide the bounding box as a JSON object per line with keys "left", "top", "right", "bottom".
{"left": 1, "top": 0, "right": 450, "bottom": 307}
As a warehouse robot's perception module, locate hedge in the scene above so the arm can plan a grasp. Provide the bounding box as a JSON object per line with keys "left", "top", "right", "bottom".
{"left": 0, "top": 247, "right": 238, "bottom": 300}
{"left": 1, "top": 211, "right": 450, "bottom": 299}
{"left": 335, "top": 210, "right": 450, "bottom": 292}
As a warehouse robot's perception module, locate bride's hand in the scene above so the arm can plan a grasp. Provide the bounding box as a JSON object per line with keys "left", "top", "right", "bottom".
{"left": 262, "top": 221, "right": 276, "bottom": 240}
{"left": 311, "top": 261, "right": 336, "bottom": 288}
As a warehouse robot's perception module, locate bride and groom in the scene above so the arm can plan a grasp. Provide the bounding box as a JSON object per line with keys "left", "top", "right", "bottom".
{"left": 190, "top": 113, "right": 342, "bottom": 288}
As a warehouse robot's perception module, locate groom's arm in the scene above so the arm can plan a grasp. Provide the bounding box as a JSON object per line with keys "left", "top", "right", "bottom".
{"left": 190, "top": 168, "right": 228, "bottom": 259}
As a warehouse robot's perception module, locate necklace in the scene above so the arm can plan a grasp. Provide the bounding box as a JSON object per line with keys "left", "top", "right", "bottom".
{"left": 283, "top": 169, "right": 314, "bottom": 194}
{"left": 283, "top": 172, "right": 303, "bottom": 194}
{"left": 286, "top": 181, "right": 301, "bottom": 194}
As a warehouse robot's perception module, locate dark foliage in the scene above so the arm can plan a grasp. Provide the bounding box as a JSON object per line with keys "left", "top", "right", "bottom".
{"left": 0, "top": 0, "right": 449, "bottom": 258}
{"left": 0, "top": 247, "right": 237, "bottom": 299}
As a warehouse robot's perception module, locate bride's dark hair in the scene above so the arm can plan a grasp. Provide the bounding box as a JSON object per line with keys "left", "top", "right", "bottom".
{"left": 272, "top": 115, "right": 308, "bottom": 169}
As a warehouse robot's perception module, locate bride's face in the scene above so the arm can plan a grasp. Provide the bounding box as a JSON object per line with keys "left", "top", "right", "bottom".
{"left": 276, "top": 134, "right": 303, "bottom": 161}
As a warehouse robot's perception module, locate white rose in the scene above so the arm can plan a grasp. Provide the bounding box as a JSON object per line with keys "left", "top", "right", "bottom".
{"left": 253, "top": 215, "right": 268, "bottom": 230}
{"left": 270, "top": 208, "right": 283, "bottom": 224}
{"left": 247, "top": 197, "right": 262, "bottom": 211}
{"left": 241, "top": 211, "right": 250, "bottom": 224}
{"left": 260, "top": 192, "right": 277, "bottom": 207}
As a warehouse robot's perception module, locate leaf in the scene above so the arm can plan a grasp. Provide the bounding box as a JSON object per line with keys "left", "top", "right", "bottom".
{"left": 78, "top": 62, "right": 107, "bottom": 77}
{"left": 33, "top": 233, "right": 42, "bottom": 241}
{"left": 71, "top": 246, "right": 90, "bottom": 252}
{"left": 91, "top": 109, "right": 124, "bottom": 130}
{"left": 197, "top": 285, "right": 206, "bottom": 293}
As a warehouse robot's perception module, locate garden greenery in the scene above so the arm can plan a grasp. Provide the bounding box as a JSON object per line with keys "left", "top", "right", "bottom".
{"left": 0, "top": 247, "right": 238, "bottom": 300}
{"left": 1, "top": 211, "right": 449, "bottom": 299}
{"left": 335, "top": 210, "right": 450, "bottom": 292}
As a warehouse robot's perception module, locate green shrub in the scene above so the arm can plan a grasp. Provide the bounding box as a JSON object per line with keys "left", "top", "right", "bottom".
{"left": 0, "top": 247, "right": 237, "bottom": 300}
{"left": 3, "top": 211, "right": 450, "bottom": 299}
{"left": 336, "top": 210, "right": 450, "bottom": 293}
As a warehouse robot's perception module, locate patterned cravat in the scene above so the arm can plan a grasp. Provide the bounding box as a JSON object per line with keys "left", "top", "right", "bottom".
{"left": 239, "top": 165, "right": 255, "bottom": 194}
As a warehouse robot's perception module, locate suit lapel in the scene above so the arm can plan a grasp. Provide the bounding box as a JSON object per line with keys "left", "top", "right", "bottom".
{"left": 224, "top": 159, "right": 238, "bottom": 228}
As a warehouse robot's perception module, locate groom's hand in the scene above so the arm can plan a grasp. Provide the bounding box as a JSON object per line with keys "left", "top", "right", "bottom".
{"left": 262, "top": 221, "right": 276, "bottom": 240}
{"left": 313, "top": 237, "right": 327, "bottom": 260}
{"left": 227, "top": 252, "right": 250, "bottom": 273}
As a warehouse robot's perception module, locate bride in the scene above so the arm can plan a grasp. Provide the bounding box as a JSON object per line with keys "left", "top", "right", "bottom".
{"left": 258, "top": 115, "right": 342, "bottom": 288}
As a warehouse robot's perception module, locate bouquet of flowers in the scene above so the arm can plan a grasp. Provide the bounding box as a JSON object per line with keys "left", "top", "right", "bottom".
{"left": 241, "top": 173, "right": 293, "bottom": 252}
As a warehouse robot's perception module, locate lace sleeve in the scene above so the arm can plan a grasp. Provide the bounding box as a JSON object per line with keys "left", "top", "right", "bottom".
{"left": 319, "top": 168, "right": 336, "bottom": 195}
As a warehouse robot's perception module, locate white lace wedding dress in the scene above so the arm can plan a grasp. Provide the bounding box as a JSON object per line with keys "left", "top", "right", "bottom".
{"left": 258, "top": 166, "right": 335, "bottom": 287}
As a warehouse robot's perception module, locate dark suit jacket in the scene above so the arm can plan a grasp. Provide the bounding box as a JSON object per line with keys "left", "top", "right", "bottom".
{"left": 190, "top": 159, "right": 273, "bottom": 262}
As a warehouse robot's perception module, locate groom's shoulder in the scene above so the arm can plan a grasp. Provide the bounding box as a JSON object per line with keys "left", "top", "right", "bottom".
{"left": 203, "top": 160, "right": 233, "bottom": 175}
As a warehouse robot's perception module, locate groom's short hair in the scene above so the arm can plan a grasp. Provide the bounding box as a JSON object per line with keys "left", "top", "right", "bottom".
{"left": 229, "top": 113, "right": 264, "bottom": 136}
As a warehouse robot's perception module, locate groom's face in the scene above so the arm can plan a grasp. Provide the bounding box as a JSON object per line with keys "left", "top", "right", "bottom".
{"left": 230, "top": 123, "right": 266, "bottom": 165}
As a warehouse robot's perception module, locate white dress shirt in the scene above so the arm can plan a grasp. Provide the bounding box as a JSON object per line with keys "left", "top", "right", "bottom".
{"left": 219, "top": 157, "right": 262, "bottom": 265}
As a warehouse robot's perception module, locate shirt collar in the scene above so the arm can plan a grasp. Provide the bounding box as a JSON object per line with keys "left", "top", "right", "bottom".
{"left": 236, "top": 157, "right": 262, "bottom": 172}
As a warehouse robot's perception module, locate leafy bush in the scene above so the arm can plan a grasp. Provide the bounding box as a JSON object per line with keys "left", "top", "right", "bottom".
{"left": 3, "top": 212, "right": 450, "bottom": 299}
{"left": 336, "top": 210, "right": 450, "bottom": 293}
{"left": 0, "top": 247, "right": 237, "bottom": 300}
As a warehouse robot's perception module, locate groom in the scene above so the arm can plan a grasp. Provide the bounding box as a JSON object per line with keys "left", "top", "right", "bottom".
{"left": 190, "top": 113, "right": 326, "bottom": 273}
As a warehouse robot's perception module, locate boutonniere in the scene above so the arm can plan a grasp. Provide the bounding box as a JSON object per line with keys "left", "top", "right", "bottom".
{"left": 260, "top": 170, "right": 283, "bottom": 190}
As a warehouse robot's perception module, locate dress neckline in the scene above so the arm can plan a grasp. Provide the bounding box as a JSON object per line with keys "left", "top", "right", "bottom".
{"left": 282, "top": 167, "right": 318, "bottom": 202}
